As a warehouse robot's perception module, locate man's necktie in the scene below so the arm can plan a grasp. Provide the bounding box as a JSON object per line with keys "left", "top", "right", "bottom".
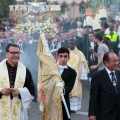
{"left": 110, "top": 72, "right": 118, "bottom": 94}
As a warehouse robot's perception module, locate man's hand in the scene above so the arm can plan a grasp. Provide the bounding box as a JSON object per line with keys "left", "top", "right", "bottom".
{"left": 89, "top": 115, "right": 96, "bottom": 120}
{"left": 10, "top": 88, "right": 20, "bottom": 97}
{"left": 1, "top": 88, "right": 11, "bottom": 95}
{"left": 89, "top": 47, "right": 94, "bottom": 53}
{"left": 56, "top": 82, "right": 64, "bottom": 95}
{"left": 90, "top": 65, "right": 98, "bottom": 70}
{"left": 56, "top": 82, "right": 64, "bottom": 89}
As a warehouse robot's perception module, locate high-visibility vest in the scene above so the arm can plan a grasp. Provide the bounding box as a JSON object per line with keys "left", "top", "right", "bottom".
{"left": 105, "top": 33, "right": 118, "bottom": 42}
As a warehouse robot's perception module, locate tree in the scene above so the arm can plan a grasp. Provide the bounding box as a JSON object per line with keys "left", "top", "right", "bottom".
{"left": 0, "top": 0, "right": 15, "bottom": 18}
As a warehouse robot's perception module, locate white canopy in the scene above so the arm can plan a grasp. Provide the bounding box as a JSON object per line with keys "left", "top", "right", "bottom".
{"left": 47, "top": 0, "right": 90, "bottom": 4}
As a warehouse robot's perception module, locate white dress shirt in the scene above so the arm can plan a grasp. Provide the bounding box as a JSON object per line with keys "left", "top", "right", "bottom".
{"left": 58, "top": 65, "right": 68, "bottom": 75}
{"left": 105, "top": 67, "right": 117, "bottom": 82}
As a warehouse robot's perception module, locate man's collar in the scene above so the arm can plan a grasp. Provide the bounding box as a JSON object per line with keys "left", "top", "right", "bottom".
{"left": 105, "top": 67, "right": 115, "bottom": 75}
{"left": 58, "top": 65, "right": 68, "bottom": 69}
{"left": 6, "top": 60, "right": 17, "bottom": 68}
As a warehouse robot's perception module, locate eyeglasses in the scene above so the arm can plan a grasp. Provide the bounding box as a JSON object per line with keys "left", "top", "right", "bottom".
{"left": 8, "top": 51, "right": 21, "bottom": 55}
{"left": 108, "top": 60, "right": 119, "bottom": 63}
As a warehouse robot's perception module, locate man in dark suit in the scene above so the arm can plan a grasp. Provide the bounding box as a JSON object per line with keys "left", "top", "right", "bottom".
{"left": 0, "top": 27, "right": 6, "bottom": 59}
{"left": 69, "top": 29, "right": 83, "bottom": 52}
{"left": 57, "top": 47, "right": 77, "bottom": 120}
{"left": 88, "top": 32, "right": 98, "bottom": 78}
{"left": 89, "top": 51, "right": 120, "bottom": 120}
{"left": 69, "top": 18, "right": 77, "bottom": 30}
{"left": 60, "top": 32, "right": 68, "bottom": 48}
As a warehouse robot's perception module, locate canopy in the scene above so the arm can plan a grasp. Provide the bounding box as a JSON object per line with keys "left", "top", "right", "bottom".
{"left": 47, "top": 0, "right": 90, "bottom": 4}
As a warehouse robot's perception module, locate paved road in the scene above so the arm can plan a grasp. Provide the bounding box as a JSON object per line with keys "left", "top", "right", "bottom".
{"left": 28, "top": 80, "right": 90, "bottom": 120}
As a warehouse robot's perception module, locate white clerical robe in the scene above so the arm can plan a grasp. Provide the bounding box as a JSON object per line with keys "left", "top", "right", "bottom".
{"left": 0, "top": 59, "right": 34, "bottom": 120}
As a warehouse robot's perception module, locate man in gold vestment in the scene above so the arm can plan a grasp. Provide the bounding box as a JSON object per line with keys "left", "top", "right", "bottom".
{"left": 67, "top": 39, "right": 89, "bottom": 112}
{"left": 0, "top": 43, "right": 35, "bottom": 120}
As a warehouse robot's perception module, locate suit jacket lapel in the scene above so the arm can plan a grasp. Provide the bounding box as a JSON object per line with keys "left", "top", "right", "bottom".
{"left": 115, "top": 71, "right": 120, "bottom": 95}
{"left": 61, "top": 68, "right": 68, "bottom": 80}
{"left": 103, "top": 69, "right": 116, "bottom": 93}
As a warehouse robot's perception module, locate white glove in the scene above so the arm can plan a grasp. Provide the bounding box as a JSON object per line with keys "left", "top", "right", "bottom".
{"left": 39, "top": 102, "right": 44, "bottom": 112}
{"left": 56, "top": 82, "right": 65, "bottom": 95}
{"left": 56, "top": 82, "right": 64, "bottom": 89}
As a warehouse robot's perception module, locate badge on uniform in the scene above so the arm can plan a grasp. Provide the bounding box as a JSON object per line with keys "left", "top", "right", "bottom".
{"left": 113, "top": 81, "right": 117, "bottom": 86}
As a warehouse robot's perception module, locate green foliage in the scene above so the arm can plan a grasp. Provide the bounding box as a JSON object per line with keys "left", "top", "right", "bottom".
{"left": 0, "top": 0, "right": 15, "bottom": 18}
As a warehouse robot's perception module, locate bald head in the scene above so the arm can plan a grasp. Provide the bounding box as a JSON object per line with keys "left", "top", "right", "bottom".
{"left": 103, "top": 52, "right": 118, "bottom": 71}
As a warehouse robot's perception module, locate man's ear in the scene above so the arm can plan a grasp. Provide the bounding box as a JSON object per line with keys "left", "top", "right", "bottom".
{"left": 6, "top": 52, "right": 8, "bottom": 57}
{"left": 56, "top": 54, "right": 58, "bottom": 61}
{"left": 68, "top": 56, "right": 70, "bottom": 60}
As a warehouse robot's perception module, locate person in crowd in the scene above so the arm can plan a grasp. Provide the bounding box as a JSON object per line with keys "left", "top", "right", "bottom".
{"left": 105, "top": 25, "right": 119, "bottom": 55}
{"left": 69, "top": 29, "right": 83, "bottom": 52}
{"left": 7, "top": 31, "right": 15, "bottom": 43}
{"left": 60, "top": 32, "right": 68, "bottom": 48}
{"left": 57, "top": 47, "right": 77, "bottom": 120}
{"left": 88, "top": 32, "right": 98, "bottom": 80}
{"left": 67, "top": 39, "right": 89, "bottom": 112}
{"left": 22, "top": 32, "right": 31, "bottom": 44}
{"left": 114, "top": 24, "right": 120, "bottom": 38}
{"left": 0, "top": 43, "right": 35, "bottom": 120}
{"left": 82, "top": 28, "right": 90, "bottom": 60}
{"left": 103, "top": 37, "right": 113, "bottom": 51}
{"left": 50, "top": 33, "right": 67, "bottom": 58}
{"left": 50, "top": 37, "right": 58, "bottom": 58}
{"left": 65, "top": 32, "right": 71, "bottom": 41}
{"left": 69, "top": 18, "right": 77, "bottom": 30}
{"left": 89, "top": 52, "right": 120, "bottom": 120}
{"left": 60, "top": 18, "right": 71, "bottom": 32}
{"left": 44, "top": 32, "right": 52, "bottom": 49}
{"left": 56, "top": 33, "right": 67, "bottom": 48}
{"left": 90, "top": 33, "right": 109, "bottom": 71}
{"left": 75, "top": 21, "right": 83, "bottom": 37}
{"left": 105, "top": 21, "right": 115, "bottom": 34}
{"left": 0, "top": 27, "right": 6, "bottom": 59}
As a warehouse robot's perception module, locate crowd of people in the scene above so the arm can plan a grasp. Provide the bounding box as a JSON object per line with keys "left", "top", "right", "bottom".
{"left": 0, "top": 11, "right": 120, "bottom": 120}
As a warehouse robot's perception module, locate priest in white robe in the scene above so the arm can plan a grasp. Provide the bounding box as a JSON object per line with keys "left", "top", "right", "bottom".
{"left": 67, "top": 39, "right": 89, "bottom": 112}
{"left": 0, "top": 43, "right": 35, "bottom": 120}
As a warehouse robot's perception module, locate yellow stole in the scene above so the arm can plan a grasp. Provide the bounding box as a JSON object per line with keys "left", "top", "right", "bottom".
{"left": 0, "top": 59, "right": 26, "bottom": 120}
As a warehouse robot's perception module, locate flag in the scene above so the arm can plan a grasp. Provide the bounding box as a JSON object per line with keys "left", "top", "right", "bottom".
{"left": 37, "top": 34, "right": 63, "bottom": 120}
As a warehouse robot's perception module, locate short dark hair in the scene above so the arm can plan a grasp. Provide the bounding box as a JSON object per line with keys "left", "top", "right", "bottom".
{"left": 89, "top": 32, "right": 94, "bottom": 35}
{"left": 94, "top": 33, "right": 103, "bottom": 41}
{"left": 6, "top": 43, "right": 20, "bottom": 52}
{"left": 56, "top": 33, "right": 61, "bottom": 36}
{"left": 103, "top": 52, "right": 110, "bottom": 62}
{"left": 0, "top": 27, "right": 5, "bottom": 32}
{"left": 103, "top": 52, "right": 115, "bottom": 65}
{"left": 69, "top": 38, "right": 76, "bottom": 42}
{"left": 57, "top": 47, "right": 70, "bottom": 56}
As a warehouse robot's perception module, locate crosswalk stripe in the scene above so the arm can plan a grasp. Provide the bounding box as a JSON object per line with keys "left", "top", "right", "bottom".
{"left": 76, "top": 111, "right": 88, "bottom": 116}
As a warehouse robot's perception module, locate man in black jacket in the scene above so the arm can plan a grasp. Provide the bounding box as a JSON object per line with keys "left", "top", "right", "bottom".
{"left": 69, "top": 29, "right": 83, "bottom": 52}
{"left": 57, "top": 47, "right": 77, "bottom": 120}
{"left": 89, "top": 51, "right": 120, "bottom": 120}
{"left": 88, "top": 32, "right": 98, "bottom": 79}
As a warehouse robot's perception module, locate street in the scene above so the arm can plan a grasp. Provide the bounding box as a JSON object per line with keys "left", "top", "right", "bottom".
{"left": 28, "top": 81, "right": 90, "bottom": 120}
